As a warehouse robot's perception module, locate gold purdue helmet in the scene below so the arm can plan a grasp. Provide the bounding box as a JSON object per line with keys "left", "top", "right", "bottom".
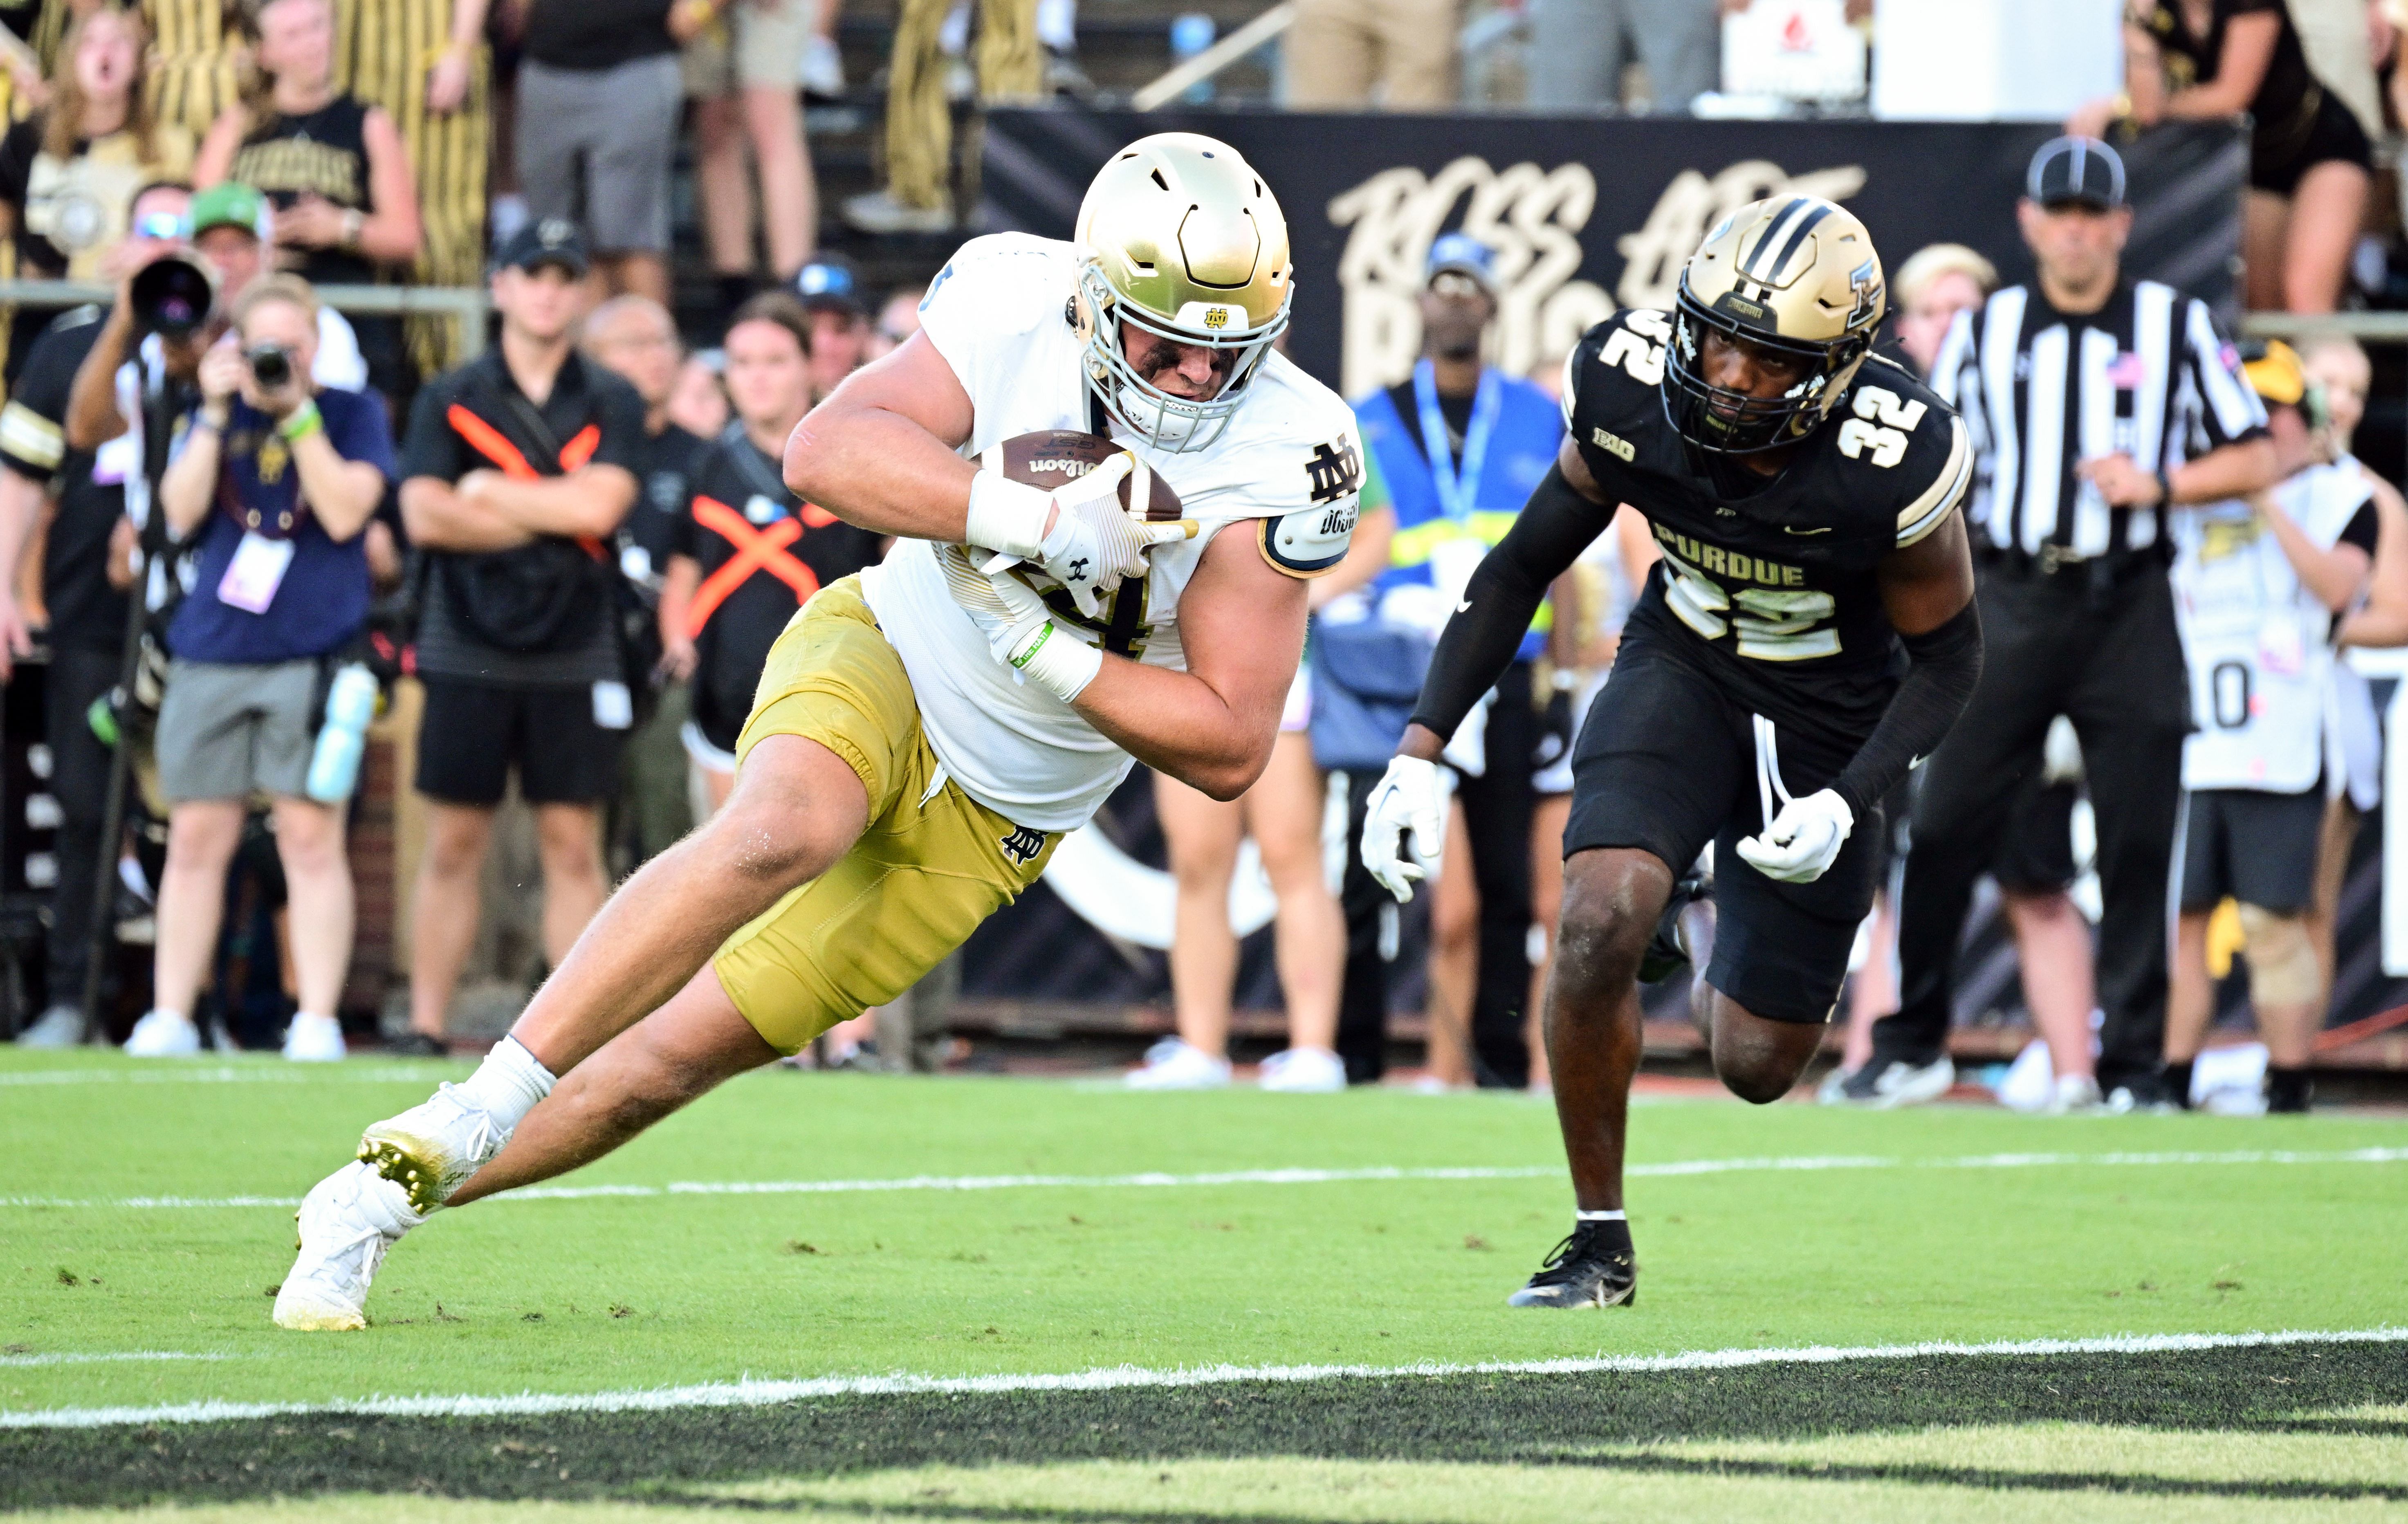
{"left": 1665, "top": 195, "right": 1885, "bottom": 455}
{"left": 1075, "top": 132, "right": 1293, "bottom": 452}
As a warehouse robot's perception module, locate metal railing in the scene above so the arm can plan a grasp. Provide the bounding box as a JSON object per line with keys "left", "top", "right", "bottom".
{"left": 0, "top": 279, "right": 490, "bottom": 359}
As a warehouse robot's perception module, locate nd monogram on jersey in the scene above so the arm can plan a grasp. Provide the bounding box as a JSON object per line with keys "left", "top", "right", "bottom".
{"left": 866, "top": 233, "right": 1363, "bottom": 833}
{"left": 1566, "top": 308, "right": 1970, "bottom": 721}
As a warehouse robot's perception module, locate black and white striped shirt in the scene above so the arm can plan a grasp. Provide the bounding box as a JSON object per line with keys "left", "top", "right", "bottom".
{"left": 1931, "top": 280, "right": 2266, "bottom": 558}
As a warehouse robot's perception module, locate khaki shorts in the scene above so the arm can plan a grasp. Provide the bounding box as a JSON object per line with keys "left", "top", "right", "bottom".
{"left": 712, "top": 577, "right": 1060, "bottom": 1054}
{"left": 682, "top": 0, "right": 812, "bottom": 96}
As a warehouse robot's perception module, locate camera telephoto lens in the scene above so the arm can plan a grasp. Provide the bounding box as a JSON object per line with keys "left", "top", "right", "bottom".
{"left": 127, "top": 254, "right": 215, "bottom": 338}
{"left": 247, "top": 345, "right": 293, "bottom": 390}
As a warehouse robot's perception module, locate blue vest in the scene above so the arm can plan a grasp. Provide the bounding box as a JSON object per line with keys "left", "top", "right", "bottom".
{"left": 1354, "top": 370, "right": 1563, "bottom": 661}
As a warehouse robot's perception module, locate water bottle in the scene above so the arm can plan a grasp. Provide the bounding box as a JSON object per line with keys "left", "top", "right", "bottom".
{"left": 305, "top": 664, "right": 379, "bottom": 804}
{"left": 1169, "top": 13, "right": 1216, "bottom": 103}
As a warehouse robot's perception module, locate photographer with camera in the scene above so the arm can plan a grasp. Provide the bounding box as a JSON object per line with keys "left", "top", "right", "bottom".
{"left": 121, "top": 274, "right": 395, "bottom": 1060}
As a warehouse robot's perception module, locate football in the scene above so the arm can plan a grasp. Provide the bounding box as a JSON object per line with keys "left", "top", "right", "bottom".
{"left": 981, "top": 429, "right": 1184, "bottom": 523}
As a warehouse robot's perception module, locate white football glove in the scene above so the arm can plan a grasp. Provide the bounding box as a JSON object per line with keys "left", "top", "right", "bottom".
{"left": 962, "top": 453, "right": 1189, "bottom": 619}
{"left": 1735, "top": 788, "right": 1854, "bottom": 884}
{"left": 938, "top": 551, "right": 1103, "bottom": 703}
{"left": 1360, "top": 755, "right": 1448, "bottom": 902}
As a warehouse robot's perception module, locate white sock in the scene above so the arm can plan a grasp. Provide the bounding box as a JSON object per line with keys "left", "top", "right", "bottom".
{"left": 1575, "top": 1210, "right": 1627, "bottom": 1222}
{"left": 453, "top": 1036, "right": 556, "bottom": 1130}
{"left": 148, "top": 1009, "right": 189, "bottom": 1026}
{"left": 295, "top": 1011, "right": 335, "bottom": 1024}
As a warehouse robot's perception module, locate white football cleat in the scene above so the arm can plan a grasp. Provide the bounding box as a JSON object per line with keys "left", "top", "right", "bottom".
{"left": 2042, "top": 1073, "right": 2103, "bottom": 1114}
{"left": 358, "top": 1083, "right": 513, "bottom": 1215}
{"left": 273, "top": 1162, "right": 420, "bottom": 1331}
{"left": 1123, "top": 1037, "right": 1231, "bottom": 1091}
{"left": 122, "top": 1009, "right": 200, "bottom": 1057}
{"left": 283, "top": 1012, "right": 347, "bottom": 1063}
{"left": 1258, "top": 1046, "right": 1346, "bottom": 1093}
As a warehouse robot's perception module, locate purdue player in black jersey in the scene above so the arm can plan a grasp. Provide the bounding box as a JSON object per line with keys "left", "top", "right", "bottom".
{"left": 1363, "top": 196, "right": 1983, "bottom": 1307}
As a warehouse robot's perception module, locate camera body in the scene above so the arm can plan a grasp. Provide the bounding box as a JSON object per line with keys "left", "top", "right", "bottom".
{"left": 247, "top": 344, "right": 294, "bottom": 391}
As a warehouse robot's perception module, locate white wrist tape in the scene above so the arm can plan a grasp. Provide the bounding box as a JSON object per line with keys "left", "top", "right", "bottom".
{"left": 964, "top": 471, "right": 1052, "bottom": 561}
{"left": 1007, "top": 620, "right": 1104, "bottom": 703}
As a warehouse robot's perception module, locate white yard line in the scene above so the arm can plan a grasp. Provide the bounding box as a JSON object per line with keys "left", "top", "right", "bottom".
{"left": 4, "top": 1147, "right": 2404, "bottom": 1212}
{"left": 4, "top": 1326, "right": 2401, "bottom": 1431}
{"left": 0, "top": 1351, "right": 225, "bottom": 1368}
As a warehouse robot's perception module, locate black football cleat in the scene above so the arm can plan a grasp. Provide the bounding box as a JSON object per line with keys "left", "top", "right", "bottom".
{"left": 1637, "top": 873, "right": 1706, "bottom": 984}
{"left": 1506, "top": 1223, "right": 1637, "bottom": 1308}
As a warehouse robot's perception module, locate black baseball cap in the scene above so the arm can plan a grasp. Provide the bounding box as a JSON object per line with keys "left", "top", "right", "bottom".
{"left": 494, "top": 217, "right": 590, "bottom": 278}
{"left": 2026, "top": 136, "right": 2127, "bottom": 211}
{"left": 794, "top": 253, "right": 866, "bottom": 316}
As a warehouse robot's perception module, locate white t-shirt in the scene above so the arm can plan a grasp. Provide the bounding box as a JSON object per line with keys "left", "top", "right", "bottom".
{"left": 866, "top": 233, "right": 1361, "bottom": 830}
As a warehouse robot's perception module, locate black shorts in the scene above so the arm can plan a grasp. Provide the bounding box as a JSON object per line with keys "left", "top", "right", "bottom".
{"left": 416, "top": 676, "right": 626, "bottom": 807}
{"left": 1561, "top": 630, "right": 1885, "bottom": 1024}
{"left": 2251, "top": 90, "right": 2372, "bottom": 197}
{"left": 1993, "top": 777, "right": 2078, "bottom": 894}
{"left": 2178, "top": 786, "right": 2324, "bottom": 914}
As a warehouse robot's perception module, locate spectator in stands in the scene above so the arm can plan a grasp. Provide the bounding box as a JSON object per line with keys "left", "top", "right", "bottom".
{"left": 687, "top": 0, "right": 818, "bottom": 321}
{"left": 866, "top": 283, "right": 924, "bottom": 362}
{"left": 1525, "top": 0, "right": 1715, "bottom": 112}
{"left": 1351, "top": 233, "right": 1562, "bottom": 1089}
{"left": 1889, "top": 244, "right": 1995, "bottom": 376}
{"left": 668, "top": 350, "right": 731, "bottom": 438}
{"left": 0, "top": 181, "right": 189, "bottom": 1048}
{"left": 2165, "top": 342, "right": 2373, "bottom": 1114}
{"left": 335, "top": 0, "right": 493, "bottom": 378}
{"left": 121, "top": 274, "right": 396, "bottom": 1059}
{"left": 515, "top": 0, "right": 693, "bottom": 303}
{"left": 193, "top": 0, "right": 422, "bottom": 397}
{"left": 1284, "top": 0, "right": 1458, "bottom": 108}
{"left": 2074, "top": 1, "right": 2370, "bottom": 312}
{"left": 794, "top": 254, "right": 870, "bottom": 401}
{"left": 393, "top": 220, "right": 644, "bottom": 1053}
{"left": 660, "top": 294, "right": 880, "bottom": 811}
{"left": 842, "top": 0, "right": 1037, "bottom": 232}
{"left": 0, "top": 4, "right": 193, "bottom": 375}
{"left": 585, "top": 293, "right": 707, "bottom": 868}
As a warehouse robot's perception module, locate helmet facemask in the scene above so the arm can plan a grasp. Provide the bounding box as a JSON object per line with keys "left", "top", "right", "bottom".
{"left": 1663, "top": 280, "right": 1872, "bottom": 457}
{"left": 1079, "top": 258, "right": 1289, "bottom": 453}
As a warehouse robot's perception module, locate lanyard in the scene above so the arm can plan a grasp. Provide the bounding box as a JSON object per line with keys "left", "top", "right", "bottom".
{"left": 1412, "top": 359, "right": 1500, "bottom": 526}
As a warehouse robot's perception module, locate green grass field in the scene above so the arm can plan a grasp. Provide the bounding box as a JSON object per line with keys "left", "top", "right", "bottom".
{"left": 3, "top": 1047, "right": 2406, "bottom": 1519}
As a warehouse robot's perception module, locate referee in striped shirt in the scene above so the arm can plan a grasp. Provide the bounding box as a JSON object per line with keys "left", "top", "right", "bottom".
{"left": 1851, "top": 137, "right": 2280, "bottom": 1112}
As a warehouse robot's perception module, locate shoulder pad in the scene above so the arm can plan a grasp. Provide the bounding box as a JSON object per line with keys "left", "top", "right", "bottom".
{"left": 1260, "top": 496, "right": 1358, "bottom": 579}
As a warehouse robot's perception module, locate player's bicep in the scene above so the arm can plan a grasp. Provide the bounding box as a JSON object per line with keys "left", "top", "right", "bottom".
{"left": 1183, "top": 524, "right": 1308, "bottom": 734}
{"left": 811, "top": 330, "right": 976, "bottom": 451}
{"left": 1877, "top": 507, "right": 1974, "bottom": 637}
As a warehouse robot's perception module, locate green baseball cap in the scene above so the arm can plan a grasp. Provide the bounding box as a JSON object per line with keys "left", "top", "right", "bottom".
{"left": 188, "top": 182, "right": 272, "bottom": 241}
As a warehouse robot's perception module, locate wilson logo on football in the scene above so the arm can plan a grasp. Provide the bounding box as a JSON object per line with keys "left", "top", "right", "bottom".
{"left": 1028, "top": 458, "right": 1097, "bottom": 476}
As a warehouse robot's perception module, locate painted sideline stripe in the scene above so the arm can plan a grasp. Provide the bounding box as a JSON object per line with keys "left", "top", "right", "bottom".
{"left": 5, "top": 1326, "right": 2401, "bottom": 1431}
{"left": 0, "top": 1351, "right": 224, "bottom": 1368}
{"left": 4, "top": 1147, "right": 2404, "bottom": 1212}
{"left": 0, "top": 1065, "right": 454, "bottom": 1088}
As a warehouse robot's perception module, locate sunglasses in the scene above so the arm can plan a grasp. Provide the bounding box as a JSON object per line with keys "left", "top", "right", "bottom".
{"left": 1427, "top": 270, "right": 1489, "bottom": 300}
{"left": 133, "top": 211, "right": 186, "bottom": 241}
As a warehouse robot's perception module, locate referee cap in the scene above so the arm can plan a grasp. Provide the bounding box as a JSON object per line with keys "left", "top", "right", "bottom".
{"left": 2026, "top": 136, "right": 2127, "bottom": 210}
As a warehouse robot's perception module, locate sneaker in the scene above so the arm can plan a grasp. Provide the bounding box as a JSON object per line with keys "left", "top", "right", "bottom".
{"left": 1832, "top": 1055, "right": 1955, "bottom": 1109}
{"left": 357, "top": 1084, "right": 514, "bottom": 1215}
{"left": 1814, "top": 1064, "right": 1857, "bottom": 1106}
{"left": 1123, "top": 1037, "right": 1231, "bottom": 1091}
{"left": 122, "top": 1009, "right": 200, "bottom": 1057}
{"left": 841, "top": 189, "right": 954, "bottom": 236}
{"left": 272, "top": 1162, "right": 420, "bottom": 1331}
{"left": 383, "top": 1031, "right": 451, "bottom": 1059}
{"left": 2201, "top": 1085, "right": 2269, "bottom": 1117}
{"left": 2102, "top": 1072, "right": 2182, "bottom": 1115}
{"left": 1258, "top": 1046, "right": 1345, "bottom": 1093}
{"left": 283, "top": 1013, "right": 347, "bottom": 1063}
{"left": 1638, "top": 873, "right": 1706, "bottom": 983}
{"left": 1506, "top": 1223, "right": 1637, "bottom": 1308}
{"left": 799, "top": 34, "right": 845, "bottom": 97}
{"left": 14, "top": 1004, "right": 83, "bottom": 1048}
{"left": 2042, "top": 1073, "right": 2103, "bottom": 1114}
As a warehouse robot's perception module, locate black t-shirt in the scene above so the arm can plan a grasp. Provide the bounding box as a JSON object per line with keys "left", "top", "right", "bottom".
{"left": 621, "top": 419, "right": 706, "bottom": 590}
{"left": 671, "top": 425, "right": 883, "bottom": 738}
{"left": 1562, "top": 309, "right": 1969, "bottom": 739}
{"left": 1381, "top": 378, "right": 1476, "bottom": 469}
{"left": 2140, "top": 0, "right": 2325, "bottom": 166}
{"left": 523, "top": 0, "right": 675, "bottom": 70}
{"left": 401, "top": 348, "right": 648, "bottom": 685}
{"left": 0, "top": 307, "right": 129, "bottom": 649}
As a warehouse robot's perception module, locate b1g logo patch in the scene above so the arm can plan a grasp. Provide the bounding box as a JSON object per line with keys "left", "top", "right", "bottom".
{"left": 999, "top": 825, "right": 1046, "bottom": 866}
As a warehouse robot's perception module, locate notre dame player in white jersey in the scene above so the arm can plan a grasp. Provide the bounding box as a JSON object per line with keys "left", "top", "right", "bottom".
{"left": 1363, "top": 197, "right": 1982, "bottom": 1308}
{"left": 273, "top": 132, "right": 1361, "bottom": 1330}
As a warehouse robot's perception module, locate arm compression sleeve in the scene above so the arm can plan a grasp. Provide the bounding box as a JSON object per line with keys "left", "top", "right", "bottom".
{"left": 1407, "top": 463, "right": 1611, "bottom": 741}
{"left": 1830, "top": 599, "right": 1983, "bottom": 820}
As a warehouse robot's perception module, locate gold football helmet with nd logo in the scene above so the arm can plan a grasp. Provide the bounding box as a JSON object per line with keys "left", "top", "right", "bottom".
{"left": 1075, "top": 132, "right": 1293, "bottom": 453}
{"left": 1665, "top": 194, "right": 1886, "bottom": 455}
